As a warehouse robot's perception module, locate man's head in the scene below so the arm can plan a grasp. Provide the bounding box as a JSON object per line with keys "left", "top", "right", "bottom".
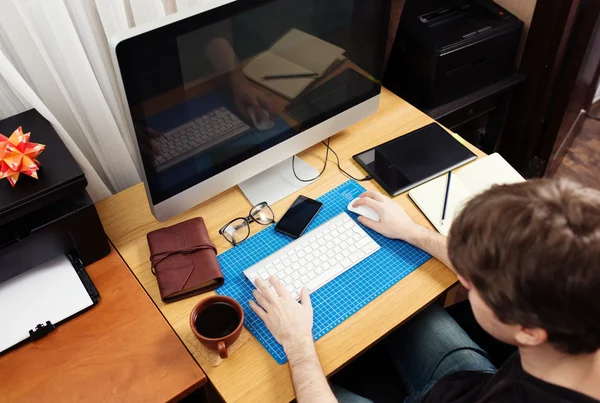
{"left": 448, "top": 179, "right": 600, "bottom": 355}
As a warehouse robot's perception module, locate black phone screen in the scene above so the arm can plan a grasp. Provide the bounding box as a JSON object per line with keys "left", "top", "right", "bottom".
{"left": 275, "top": 196, "right": 323, "bottom": 238}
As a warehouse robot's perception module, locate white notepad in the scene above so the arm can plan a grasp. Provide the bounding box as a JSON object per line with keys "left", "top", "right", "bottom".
{"left": 408, "top": 153, "right": 525, "bottom": 236}
{"left": 0, "top": 255, "right": 93, "bottom": 353}
{"left": 243, "top": 28, "right": 346, "bottom": 99}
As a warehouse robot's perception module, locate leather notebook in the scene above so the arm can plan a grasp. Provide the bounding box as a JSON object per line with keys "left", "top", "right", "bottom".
{"left": 147, "top": 218, "right": 224, "bottom": 303}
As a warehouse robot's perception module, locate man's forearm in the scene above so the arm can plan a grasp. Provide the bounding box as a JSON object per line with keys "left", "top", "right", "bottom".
{"left": 285, "top": 340, "right": 337, "bottom": 403}
{"left": 405, "top": 226, "right": 455, "bottom": 274}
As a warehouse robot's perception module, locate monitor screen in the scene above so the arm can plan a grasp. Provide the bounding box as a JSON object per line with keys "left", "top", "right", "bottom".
{"left": 116, "top": 0, "right": 389, "bottom": 205}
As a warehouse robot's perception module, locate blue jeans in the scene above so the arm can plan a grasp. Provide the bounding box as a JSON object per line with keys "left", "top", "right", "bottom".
{"left": 334, "top": 304, "right": 496, "bottom": 403}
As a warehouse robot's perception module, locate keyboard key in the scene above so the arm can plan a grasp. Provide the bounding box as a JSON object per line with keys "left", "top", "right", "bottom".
{"left": 352, "top": 233, "right": 362, "bottom": 242}
{"left": 299, "top": 267, "right": 308, "bottom": 275}
{"left": 284, "top": 267, "right": 293, "bottom": 275}
{"left": 290, "top": 254, "right": 299, "bottom": 262}
{"left": 308, "top": 271, "right": 316, "bottom": 279}
{"left": 291, "top": 272, "right": 300, "bottom": 280}
{"left": 297, "top": 250, "right": 306, "bottom": 258}
{"left": 300, "top": 275, "right": 310, "bottom": 283}
{"left": 349, "top": 245, "right": 358, "bottom": 253}
{"left": 293, "top": 280, "right": 303, "bottom": 289}
{"left": 292, "top": 262, "right": 300, "bottom": 270}
{"left": 307, "top": 272, "right": 332, "bottom": 291}
{"left": 282, "top": 259, "right": 292, "bottom": 267}
{"left": 326, "top": 250, "right": 335, "bottom": 258}
{"left": 341, "top": 258, "right": 352, "bottom": 268}
{"left": 355, "top": 238, "right": 370, "bottom": 249}
{"left": 330, "top": 264, "right": 345, "bottom": 276}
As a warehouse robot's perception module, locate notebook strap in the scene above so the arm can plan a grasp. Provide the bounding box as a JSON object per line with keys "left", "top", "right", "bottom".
{"left": 150, "top": 244, "right": 216, "bottom": 275}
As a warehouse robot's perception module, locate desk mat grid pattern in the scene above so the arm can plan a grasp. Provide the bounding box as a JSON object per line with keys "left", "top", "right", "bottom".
{"left": 216, "top": 180, "right": 430, "bottom": 364}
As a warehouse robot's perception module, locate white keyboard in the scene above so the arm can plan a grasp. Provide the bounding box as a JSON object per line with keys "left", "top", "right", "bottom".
{"left": 243, "top": 212, "right": 380, "bottom": 300}
{"left": 154, "top": 107, "right": 250, "bottom": 169}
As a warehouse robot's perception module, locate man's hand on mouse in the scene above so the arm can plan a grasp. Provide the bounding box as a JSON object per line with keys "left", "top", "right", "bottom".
{"left": 353, "top": 191, "right": 424, "bottom": 243}
{"left": 250, "top": 277, "right": 314, "bottom": 351}
{"left": 231, "top": 76, "right": 277, "bottom": 122}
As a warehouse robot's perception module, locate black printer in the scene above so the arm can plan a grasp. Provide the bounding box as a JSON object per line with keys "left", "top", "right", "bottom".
{"left": 384, "top": 0, "right": 523, "bottom": 108}
{"left": 0, "top": 109, "right": 110, "bottom": 285}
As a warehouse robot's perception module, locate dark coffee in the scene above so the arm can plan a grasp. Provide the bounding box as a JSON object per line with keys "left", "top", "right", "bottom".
{"left": 194, "top": 302, "right": 240, "bottom": 338}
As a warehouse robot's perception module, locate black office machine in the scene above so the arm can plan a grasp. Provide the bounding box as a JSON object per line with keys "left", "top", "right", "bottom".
{"left": 384, "top": 0, "right": 523, "bottom": 109}
{"left": 0, "top": 109, "right": 110, "bottom": 286}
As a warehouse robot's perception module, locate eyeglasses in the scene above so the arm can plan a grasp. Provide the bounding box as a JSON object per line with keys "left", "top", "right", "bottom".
{"left": 219, "top": 202, "right": 275, "bottom": 246}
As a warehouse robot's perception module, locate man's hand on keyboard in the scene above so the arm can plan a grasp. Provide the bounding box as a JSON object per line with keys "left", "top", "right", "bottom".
{"left": 249, "top": 277, "right": 314, "bottom": 349}
{"left": 353, "top": 191, "right": 422, "bottom": 244}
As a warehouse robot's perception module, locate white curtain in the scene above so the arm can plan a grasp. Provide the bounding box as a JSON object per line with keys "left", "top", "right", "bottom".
{"left": 0, "top": 0, "right": 205, "bottom": 201}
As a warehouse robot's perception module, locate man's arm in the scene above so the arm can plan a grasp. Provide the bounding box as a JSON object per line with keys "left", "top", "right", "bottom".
{"left": 250, "top": 278, "right": 337, "bottom": 403}
{"left": 352, "top": 191, "right": 456, "bottom": 274}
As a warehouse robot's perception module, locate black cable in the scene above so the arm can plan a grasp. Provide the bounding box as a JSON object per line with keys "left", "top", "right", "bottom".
{"left": 291, "top": 138, "right": 372, "bottom": 182}
{"left": 322, "top": 140, "right": 372, "bottom": 182}
{"left": 292, "top": 138, "right": 331, "bottom": 182}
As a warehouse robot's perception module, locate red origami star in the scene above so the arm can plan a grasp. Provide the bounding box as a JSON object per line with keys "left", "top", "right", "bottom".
{"left": 0, "top": 126, "right": 45, "bottom": 187}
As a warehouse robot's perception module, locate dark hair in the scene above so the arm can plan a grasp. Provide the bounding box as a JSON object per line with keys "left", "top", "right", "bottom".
{"left": 448, "top": 179, "right": 600, "bottom": 354}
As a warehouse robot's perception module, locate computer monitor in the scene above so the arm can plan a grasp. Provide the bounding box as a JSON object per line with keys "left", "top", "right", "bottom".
{"left": 111, "top": 0, "right": 389, "bottom": 221}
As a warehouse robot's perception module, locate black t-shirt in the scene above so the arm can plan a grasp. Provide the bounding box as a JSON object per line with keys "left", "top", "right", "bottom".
{"left": 422, "top": 353, "right": 599, "bottom": 403}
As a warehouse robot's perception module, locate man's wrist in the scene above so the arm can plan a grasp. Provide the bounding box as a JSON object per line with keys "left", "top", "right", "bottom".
{"left": 229, "top": 69, "right": 247, "bottom": 87}
{"left": 397, "top": 224, "right": 429, "bottom": 246}
{"left": 283, "top": 335, "right": 316, "bottom": 364}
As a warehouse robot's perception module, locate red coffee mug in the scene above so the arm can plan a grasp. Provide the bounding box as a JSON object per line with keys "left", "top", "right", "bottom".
{"left": 189, "top": 295, "right": 244, "bottom": 359}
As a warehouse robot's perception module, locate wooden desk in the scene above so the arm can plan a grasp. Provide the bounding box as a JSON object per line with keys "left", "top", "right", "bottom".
{"left": 0, "top": 247, "right": 206, "bottom": 403}
{"left": 96, "top": 88, "right": 484, "bottom": 403}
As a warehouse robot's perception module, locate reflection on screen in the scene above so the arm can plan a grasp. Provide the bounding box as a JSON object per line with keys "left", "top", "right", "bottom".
{"left": 117, "top": 0, "right": 387, "bottom": 204}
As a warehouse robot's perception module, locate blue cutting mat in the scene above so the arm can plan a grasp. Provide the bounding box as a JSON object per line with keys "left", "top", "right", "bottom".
{"left": 216, "top": 180, "right": 431, "bottom": 364}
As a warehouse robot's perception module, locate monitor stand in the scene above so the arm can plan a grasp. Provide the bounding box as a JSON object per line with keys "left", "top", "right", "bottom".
{"left": 238, "top": 156, "right": 318, "bottom": 206}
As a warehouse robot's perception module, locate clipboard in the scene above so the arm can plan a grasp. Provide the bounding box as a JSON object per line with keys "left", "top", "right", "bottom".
{"left": 0, "top": 252, "right": 100, "bottom": 354}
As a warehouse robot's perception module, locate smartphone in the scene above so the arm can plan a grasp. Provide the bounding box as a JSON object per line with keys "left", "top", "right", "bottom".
{"left": 275, "top": 195, "right": 323, "bottom": 238}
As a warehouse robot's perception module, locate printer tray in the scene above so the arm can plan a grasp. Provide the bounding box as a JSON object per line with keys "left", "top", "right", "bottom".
{"left": 0, "top": 252, "right": 99, "bottom": 355}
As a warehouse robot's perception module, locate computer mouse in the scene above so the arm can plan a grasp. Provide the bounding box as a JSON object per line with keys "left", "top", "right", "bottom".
{"left": 347, "top": 198, "right": 380, "bottom": 222}
{"left": 247, "top": 107, "right": 275, "bottom": 131}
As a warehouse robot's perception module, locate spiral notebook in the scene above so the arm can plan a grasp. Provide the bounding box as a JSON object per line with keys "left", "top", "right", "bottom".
{"left": 408, "top": 153, "right": 525, "bottom": 236}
